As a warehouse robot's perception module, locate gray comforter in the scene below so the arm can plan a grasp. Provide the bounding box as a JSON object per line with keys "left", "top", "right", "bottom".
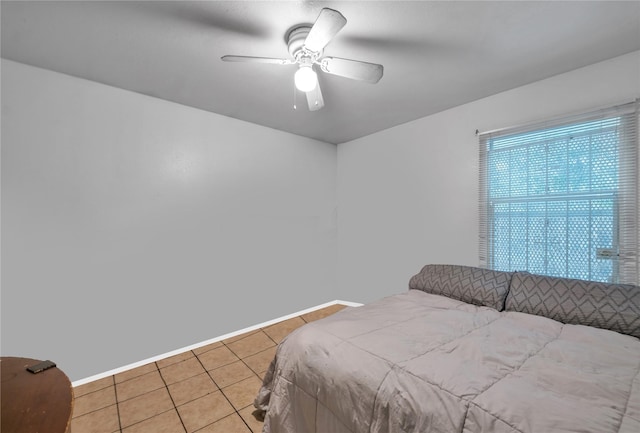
{"left": 255, "top": 290, "right": 640, "bottom": 433}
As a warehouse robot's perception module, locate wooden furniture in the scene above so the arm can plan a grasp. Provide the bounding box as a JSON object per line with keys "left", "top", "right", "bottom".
{"left": 1, "top": 357, "right": 74, "bottom": 433}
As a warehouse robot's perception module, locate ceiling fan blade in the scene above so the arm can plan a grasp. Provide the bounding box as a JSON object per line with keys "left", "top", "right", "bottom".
{"left": 306, "top": 81, "right": 324, "bottom": 111}
{"left": 320, "top": 57, "right": 384, "bottom": 83}
{"left": 221, "top": 55, "right": 292, "bottom": 65}
{"left": 304, "top": 8, "right": 347, "bottom": 52}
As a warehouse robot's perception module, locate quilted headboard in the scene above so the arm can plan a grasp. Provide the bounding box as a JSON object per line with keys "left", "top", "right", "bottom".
{"left": 409, "top": 264, "right": 512, "bottom": 311}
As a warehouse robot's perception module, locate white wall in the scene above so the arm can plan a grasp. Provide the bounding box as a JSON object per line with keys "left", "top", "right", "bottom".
{"left": 1, "top": 60, "right": 337, "bottom": 381}
{"left": 337, "top": 51, "right": 640, "bottom": 303}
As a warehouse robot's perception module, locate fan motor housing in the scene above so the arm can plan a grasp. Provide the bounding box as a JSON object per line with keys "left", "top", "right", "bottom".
{"left": 286, "top": 26, "right": 321, "bottom": 59}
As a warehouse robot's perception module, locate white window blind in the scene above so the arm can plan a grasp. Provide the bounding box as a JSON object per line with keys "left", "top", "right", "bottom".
{"left": 479, "top": 101, "right": 639, "bottom": 284}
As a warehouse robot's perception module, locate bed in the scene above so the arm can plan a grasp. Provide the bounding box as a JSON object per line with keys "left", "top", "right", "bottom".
{"left": 254, "top": 265, "right": 640, "bottom": 433}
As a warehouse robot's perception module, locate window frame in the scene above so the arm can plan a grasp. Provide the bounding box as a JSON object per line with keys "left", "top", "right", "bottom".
{"left": 479, "top": 101, "right": 639, "bottom": 285}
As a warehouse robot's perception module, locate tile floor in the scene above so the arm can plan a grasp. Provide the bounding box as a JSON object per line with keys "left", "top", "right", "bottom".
{"left": 71, "top": 304, "right": 347, "bottom": 433}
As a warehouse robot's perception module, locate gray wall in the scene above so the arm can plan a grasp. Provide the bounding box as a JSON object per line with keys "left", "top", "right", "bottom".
{"left": 2, "top": 51, "right": 639, "bottom": 382}
{"left": 1, "top": 60, "right": 337, "bottom": 381}
{"left": 337, "top": 51, "right": 640, "bottom": 304}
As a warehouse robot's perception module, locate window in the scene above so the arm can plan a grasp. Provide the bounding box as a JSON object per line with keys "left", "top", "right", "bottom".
{"left": 479, "top": 102, "right": 639, "bottom": 284}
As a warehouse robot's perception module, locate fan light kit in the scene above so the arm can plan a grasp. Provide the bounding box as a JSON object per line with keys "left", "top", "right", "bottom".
{"left": 221, "top": 8, "right": 384, "bottom": 111}
{"left": 294, "top": 66, "right": 317, "bottom": 92}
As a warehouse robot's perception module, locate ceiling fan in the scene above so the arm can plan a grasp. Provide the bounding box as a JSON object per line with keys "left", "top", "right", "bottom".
{"left": 221, "top": 8, "right": 384, "bottom": 111}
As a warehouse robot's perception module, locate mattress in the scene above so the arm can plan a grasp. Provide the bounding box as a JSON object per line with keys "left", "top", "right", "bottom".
{"left": 255, "top": 290, "right": 640, "bottom": 433}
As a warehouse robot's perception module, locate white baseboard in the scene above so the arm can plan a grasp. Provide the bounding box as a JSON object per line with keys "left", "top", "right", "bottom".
{"left": 72, "top": 299, "right": 362, "bottom": 387}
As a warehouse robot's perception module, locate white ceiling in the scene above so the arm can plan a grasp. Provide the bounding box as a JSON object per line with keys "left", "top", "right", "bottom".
{"left": 2, "top": 1, "right": 639, "bottom": 144}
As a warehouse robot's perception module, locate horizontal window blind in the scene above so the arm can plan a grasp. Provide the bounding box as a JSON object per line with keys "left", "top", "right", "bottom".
{"left": 479, "top": 101, "right": 639, "bottom": 284}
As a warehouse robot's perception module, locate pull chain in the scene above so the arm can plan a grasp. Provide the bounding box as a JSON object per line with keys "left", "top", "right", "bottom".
{"left": 293, "top": 81, "right": 298, "bottom": 110}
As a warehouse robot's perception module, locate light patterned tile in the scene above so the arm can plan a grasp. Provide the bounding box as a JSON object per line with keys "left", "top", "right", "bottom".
{"left": 168, "top": 372, "right": 218, "bottom": 406}
{"left": 122, "top": 408, "right": 185, "bottom": 433}
{"left": 197, "top": 345, "right": 239, "bottom": 371}
{"left": 116, "top": 370, "right": 165, "bottom": 402}
{"left": 91, "top": 311, "right": 342, "bottom": 432}
{"left": 192, "top": 341, "right": 224, "bottom": 356}
{"left": 221, "top": 375, "right": 263, "bottom": 410}
{"left": 115, "top": 363, "right": 158, "bottom": 384}
{"left": 156, "top": 350, "right": 194, "bottom": 369}
{"left": 70, "top": 404, "right": 120, "bottom": 433}
{"left": 262, "top": 317, "right": 306, "bottom": 344}
{"left": 73, "top": 376, "right": 114, "bottom": 398}
{"left": 242, "top": 346, "right": 276, "bottom": 376}
{"left": 73, "top": 386, "right": 117, "bottom": 417}
{"left": 196, "top": 413, "right": 251, "bottom": 433}
{"left": 176, "top": 391, "right": 234, "bottom": 433}
{"left": 238, "top": 405, "right": 265, "bottom": 433}
{"left": 159, "top": 357, "right": 206, "bottom": 385}
{"left": 118, "top": 387, "right": 174, "bottom": 428}
{"left": 225, "top": 331, "right": 275, "bottom": 359}
{"left": 209, "top": 361, "right": 254, "bottom": 388}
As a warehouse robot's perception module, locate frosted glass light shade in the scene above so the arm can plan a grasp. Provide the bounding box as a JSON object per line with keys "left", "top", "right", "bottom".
{"left": 294, "top": 66, "right": 317, "bottom": 92}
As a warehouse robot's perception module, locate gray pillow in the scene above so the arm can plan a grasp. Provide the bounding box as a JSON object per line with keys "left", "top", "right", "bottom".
{"left": 408, "top": 264, "right": 512, "bottom": 311}
{"left": 505, "top": 272, "right": 640, "bottom": 338}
